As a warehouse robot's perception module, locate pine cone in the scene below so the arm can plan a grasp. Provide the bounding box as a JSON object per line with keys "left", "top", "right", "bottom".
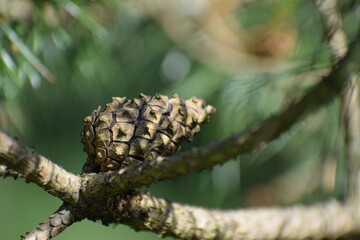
{"left": 81, "top": 93, "right": 215, "bottom": 172}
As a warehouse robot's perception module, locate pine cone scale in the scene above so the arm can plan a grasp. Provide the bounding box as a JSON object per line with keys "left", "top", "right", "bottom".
{"left": 81, "top": 93, "right": 215, "bottom": 172}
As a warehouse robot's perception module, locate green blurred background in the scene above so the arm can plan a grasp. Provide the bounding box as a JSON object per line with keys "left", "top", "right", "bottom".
{"left": 0, "top": 0, "right": 359, "bottom": 239}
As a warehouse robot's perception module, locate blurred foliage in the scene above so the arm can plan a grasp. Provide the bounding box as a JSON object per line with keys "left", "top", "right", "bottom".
{"left": 0, "top": 0, "right": 359, "bottom": 239}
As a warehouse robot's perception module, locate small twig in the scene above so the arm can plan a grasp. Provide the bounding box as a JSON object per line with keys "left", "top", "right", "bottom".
{"left": 342, "top": 76, "right": 360, "bottom": 202}
{"left": 314, "top": 0, "right": 360, "bottom": 202}
{"left": 0, "top": 164, "right": 25, "bottom": 179}
{"left": 103, "top": 191, "right": 360, "bottom": 240}
{"left": 0, "top": 27, "right": 358, "bottom": 240}
{"left": 82, "top": 38, "right": 360, "bottom": 199}
{"left": 21, "top": 204, "right": 82, "bottom": 240}
{"left": 315, "top": 0, "right": 348, "bottom": 61}
{"left": 0, "top": 132, "right": 81, "bottom": 204}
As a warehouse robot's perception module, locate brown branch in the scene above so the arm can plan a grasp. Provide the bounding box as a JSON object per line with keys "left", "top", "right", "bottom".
{"left": 342, "top": 75, "right": 360, "bottom": 202}
{"left": 0, "top": 164, "right": 25, "bottom": 179}
{"left": 314, "top": 0, "right": 360, "bottom": 202}
{"left": 82, "top": 37, "right": 360, "bottom": 199}
{"left": 100, "top": 191, "right": 360, "bottom": 240}
{"left": 21, "top": 204, "right": 82, "bottom": 240}
{"left": 0, "top": 16, "right": 358, "bottom": 240}
{"left": 0, "top": 132, "right": 81, "bottom": 204}
{"left": 315, "top": 0, "right": 348, "bottom": 60}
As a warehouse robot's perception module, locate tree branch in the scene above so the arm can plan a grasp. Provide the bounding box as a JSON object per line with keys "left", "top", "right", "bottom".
{"left": 102, "top": 191, "right": 360, "bottom": 240}
{"left": 82, "top": 37, "right": 360, "bottom": 199}
{"left": 0, "top": 164, "right": 25, "bottom": 179}
{"left": 21, "top": 204, "right": 82, "bottom": 240}
{"left": 315, "top": 0, "right": 348, "bottom": 61}
{"left": 0, "top": 132, "right": 81, "bottom": 204}
{"left": 314, "top": 0, "right": 360, "bottom": 202}
{"left": 342, "top": 75, "right": 360, "bottom": 202}
{"left": 0, "top": 10, "right": 358, "bottom": 239}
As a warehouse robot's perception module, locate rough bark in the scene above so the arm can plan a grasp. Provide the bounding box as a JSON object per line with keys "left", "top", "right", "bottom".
{"left": 106, "top": 192, "right": 360, "bottom": 240}
{"left": 0, "top": 133, "right": 81, "bottom": 204}
{"left": 1, "top": 4, "right": 359, "bottom": 238}
{"left": 314, "top": 0, "right": 360, "bottom": 203}
{"left": 342, "top": 76, "right": 360, "bottom": 202}
{"left": 315, "top": 0, "right": 348, "bottom": 61}
{"left": 21, "top": 204, "right": 81, "bottom": 240}
{"left": 0, "top": 164, "right": 25, "bottom": 179}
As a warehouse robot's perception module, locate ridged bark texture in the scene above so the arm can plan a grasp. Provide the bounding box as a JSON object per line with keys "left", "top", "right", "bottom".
{"left": 21, "top": 204, "right": 79, "bottom": 240}
{"left": 81, "top": 94, "right": 215, "bottom": 172}
{"left": 112, "top": 192, "right": 360, "bottom": 240}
